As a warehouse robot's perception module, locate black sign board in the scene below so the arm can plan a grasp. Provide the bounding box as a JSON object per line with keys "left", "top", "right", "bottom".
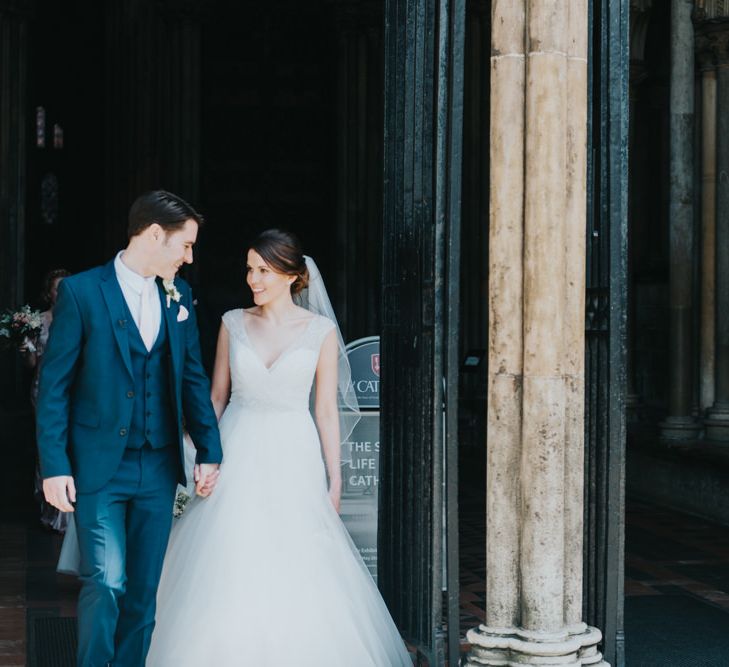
{"left": 340, "top": 336, "right": 381, "bottom": 579}
{"left": 344, "top": 336, "right": 380, "bottom": 409}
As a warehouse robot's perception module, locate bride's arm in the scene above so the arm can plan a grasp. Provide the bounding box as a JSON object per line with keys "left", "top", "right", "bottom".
{"left": 314, "top": 330, "right": 342, "bottom": 512}
{"left": 210, "top": 323, "right": 231, "bottom": 421}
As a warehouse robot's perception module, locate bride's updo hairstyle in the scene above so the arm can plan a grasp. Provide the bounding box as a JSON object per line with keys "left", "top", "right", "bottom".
{"left": 249, "top": 229, "right": 309, "bottom": 296}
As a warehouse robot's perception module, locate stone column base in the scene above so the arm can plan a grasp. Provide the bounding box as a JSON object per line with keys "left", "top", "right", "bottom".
{"left": 464, "top": 623, "right": 608, "bottom": 667}
{"left": 658, "top": 415, "right": 702, "bottom": 440}
{"left": 704, "top": 406, "right": 729, "bottom": 441}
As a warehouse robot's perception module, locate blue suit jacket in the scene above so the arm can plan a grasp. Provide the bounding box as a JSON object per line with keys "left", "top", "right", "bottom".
{"left": 36, "top": 260, "right": 223, "bottom": 493}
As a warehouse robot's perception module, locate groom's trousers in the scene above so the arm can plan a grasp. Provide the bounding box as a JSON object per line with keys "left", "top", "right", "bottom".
{"left": 74, "top": 444, "right": 178, "bottom": 667}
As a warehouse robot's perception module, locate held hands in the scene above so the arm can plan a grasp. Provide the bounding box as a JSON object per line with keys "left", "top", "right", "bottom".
{"left": 43, "top": 476, "right": 76, "bottom": 512}
{"left": 194, "top": 463, "right": 220, "bottom": 497}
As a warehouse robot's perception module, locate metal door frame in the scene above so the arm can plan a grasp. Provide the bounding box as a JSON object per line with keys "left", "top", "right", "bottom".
{"left": 585, "top": 1, "right": 630, "bottom": 665}
{"left": 379, "top": 0, "right": 465, "bottom": 664}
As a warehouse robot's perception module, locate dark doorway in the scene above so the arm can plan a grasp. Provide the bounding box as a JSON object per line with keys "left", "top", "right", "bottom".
{"left": 197, "top": 1, "right": 341, "bottom": 326}
{"left": 18, "top": 0, "right": 386, "bottom": 365}
{"left": 24, "top": 1, "right": 106, "bottom": 303}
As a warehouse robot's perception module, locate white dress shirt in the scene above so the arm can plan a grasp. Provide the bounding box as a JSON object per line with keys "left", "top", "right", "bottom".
{"left": 114, "top": 251, "right": 161, "bottom": 348}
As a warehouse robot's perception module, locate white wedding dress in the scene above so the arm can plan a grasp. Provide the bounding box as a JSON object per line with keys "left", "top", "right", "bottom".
{"left": 146, "top": 310, "right": 411, "bottom": 666}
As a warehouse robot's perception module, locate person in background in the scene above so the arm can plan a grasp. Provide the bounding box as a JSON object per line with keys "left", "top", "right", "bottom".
{"left": 20, "top": 268, "right": 72, "bottom": 532}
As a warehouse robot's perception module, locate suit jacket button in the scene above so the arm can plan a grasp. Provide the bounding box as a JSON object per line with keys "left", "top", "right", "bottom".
{"left": 127, "top": 391, "right": 134, "bottom": 398}
{"left": 119, "top": 428, "right": 127, "bottom": 436}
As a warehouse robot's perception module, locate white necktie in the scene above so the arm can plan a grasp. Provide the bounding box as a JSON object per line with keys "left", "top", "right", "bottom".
{"left": 139, "top": 280, "right": 157, "bottom": 352}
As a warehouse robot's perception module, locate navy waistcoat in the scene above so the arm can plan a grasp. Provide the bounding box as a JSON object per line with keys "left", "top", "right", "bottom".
{"left": 124, "top": 304, "right": 177, "bottom": 450}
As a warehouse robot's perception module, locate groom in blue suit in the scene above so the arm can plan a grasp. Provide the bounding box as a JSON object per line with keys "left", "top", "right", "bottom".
{"left": 36, "top": 191, "right": 223, "bottom": 666}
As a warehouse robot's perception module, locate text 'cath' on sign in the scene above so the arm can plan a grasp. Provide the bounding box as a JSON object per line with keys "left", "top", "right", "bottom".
{"left": 345, "top": 337, "right": 380, "bottom": 409}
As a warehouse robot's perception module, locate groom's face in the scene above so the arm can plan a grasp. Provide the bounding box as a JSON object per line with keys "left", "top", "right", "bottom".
{"left": 150, "top": 218, "right": 198, "bottom": 280}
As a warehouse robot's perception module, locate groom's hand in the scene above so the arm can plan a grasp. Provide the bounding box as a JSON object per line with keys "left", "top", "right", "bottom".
{"left": 43, "top": 476, "right": 76, "bottom": 512}
{"left": 194, "top": 463, "right": 220, "bottom": 497}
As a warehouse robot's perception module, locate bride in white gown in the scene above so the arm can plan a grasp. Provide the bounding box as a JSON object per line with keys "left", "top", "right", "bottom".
{"left": 146, "top": 230, "right": 411, "bottom": 666}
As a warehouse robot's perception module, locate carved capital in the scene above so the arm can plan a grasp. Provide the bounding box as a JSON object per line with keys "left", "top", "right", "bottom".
{"left": 694, "top": 1, "right": 729, "bottom": 21}
{"left": 718, "top": 36, "right": 729, "bottom": 66}
{"left": 696, "top": 21, "right": 729, "bottom": 66}
{"left": 697, "top": 33, "right": 719, "bottom": 69}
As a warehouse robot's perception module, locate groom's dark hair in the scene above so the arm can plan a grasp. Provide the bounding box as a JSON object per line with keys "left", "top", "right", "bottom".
{"left": 127, "top": 190, "right": 204, "bottom": 239}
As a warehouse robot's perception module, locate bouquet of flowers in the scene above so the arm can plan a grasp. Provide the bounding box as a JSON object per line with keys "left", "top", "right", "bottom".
{"left": 173, "top": 490, "right": 192, "bottom": 518}
{"left": 173, "top": 432, "right": 198, "bottom": 518}
{"left": 0, "top": 305, "right": 43, "bottom": 352}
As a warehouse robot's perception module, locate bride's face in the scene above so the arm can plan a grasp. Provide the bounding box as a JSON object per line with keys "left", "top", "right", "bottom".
{"left": 246, "top": 249, "right": 294, "bottom": 306}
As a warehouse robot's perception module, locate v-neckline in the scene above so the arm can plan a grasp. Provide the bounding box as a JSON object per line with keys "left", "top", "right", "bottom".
{"left": 240, "top": 310, "right": 316, "bottom": 373}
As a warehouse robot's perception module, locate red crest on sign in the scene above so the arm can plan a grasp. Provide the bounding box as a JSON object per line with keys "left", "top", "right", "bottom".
{"left": 371, "top": 353, "right": 380, "bottom": 377}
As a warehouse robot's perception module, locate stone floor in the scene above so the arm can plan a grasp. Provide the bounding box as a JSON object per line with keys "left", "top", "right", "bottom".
{"left": 0, "top": 518, "right": 77, "bottom": 667}
{"left": 4, "top": 489, "right": 729, "bottom": 665}
{"left": 623, "top": 501, "right": 729, "bottom": 666}
{"left": 625, "top": 500, "right": 729, "bottom": 610}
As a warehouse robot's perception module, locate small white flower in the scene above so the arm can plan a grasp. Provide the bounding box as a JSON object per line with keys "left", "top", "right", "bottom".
{"left": 162, "top": 279, "right": 182, "bottom": 308}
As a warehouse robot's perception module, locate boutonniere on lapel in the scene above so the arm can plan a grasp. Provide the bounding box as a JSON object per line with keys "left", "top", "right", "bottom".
{"left": 162, "top": 279, "right": 182, "bottom": 308}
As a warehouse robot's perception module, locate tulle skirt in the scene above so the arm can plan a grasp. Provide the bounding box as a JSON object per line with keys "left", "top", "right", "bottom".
{"left": 146, "top": 404, "right": 411, "bottom": 666}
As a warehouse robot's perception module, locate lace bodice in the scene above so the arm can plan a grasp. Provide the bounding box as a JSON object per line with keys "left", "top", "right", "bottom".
{"left": 222, "top": 309, "right": 335, "bottom": 412}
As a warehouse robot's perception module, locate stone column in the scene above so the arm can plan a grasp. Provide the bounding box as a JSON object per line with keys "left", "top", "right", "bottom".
{"left": 697, "top": 36, "right": 717, "bottom": 413}
{"left": 659, "top": 0, "right": 701, "bottom": 439}
{"left": 563, "top": 0, "right": 589, "bottom": 636}
{"left": 464, "top": 2, "right": 605, "bottom": 665}
{"left": 705, "top": 27, "right": 729, "bottom": 439}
